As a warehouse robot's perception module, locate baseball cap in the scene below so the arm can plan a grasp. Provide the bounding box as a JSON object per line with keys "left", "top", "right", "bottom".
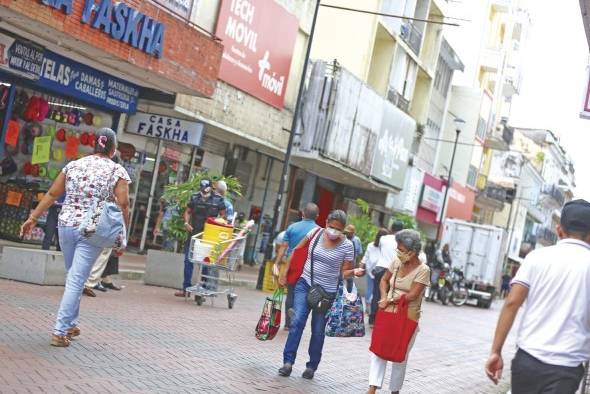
{"left": 560, "top": 199, "right": 590, "bottom": 233}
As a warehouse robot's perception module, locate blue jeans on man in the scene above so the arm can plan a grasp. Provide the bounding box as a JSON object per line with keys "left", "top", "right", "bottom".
{"left": 283, "top": 278, "right": 331, "bottom": 371}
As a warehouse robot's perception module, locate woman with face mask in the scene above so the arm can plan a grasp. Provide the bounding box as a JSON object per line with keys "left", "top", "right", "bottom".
{"left": 279, "top": 210, "right": 363, "bottom": 380}
{"left": 368, "top": 229, "right": 431, "bottom": 394}
{"left": 20, "top": 128, "right": 131, "bottom": 348}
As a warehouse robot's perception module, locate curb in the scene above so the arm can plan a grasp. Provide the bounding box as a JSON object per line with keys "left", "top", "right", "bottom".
{"left": 118, "top": 270, "right": 258, "bottom": 290}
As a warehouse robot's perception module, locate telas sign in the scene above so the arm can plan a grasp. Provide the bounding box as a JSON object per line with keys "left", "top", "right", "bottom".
{"left": 40, "top": 0, "right": 165, "bottom": 58}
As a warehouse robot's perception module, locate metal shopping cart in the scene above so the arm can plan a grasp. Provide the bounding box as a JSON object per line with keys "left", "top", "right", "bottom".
{"left": 185, "top": 230, "right": 247, "bottom": 309}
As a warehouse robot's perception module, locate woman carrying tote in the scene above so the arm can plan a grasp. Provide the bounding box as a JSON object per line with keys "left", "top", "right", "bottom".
{"left": 279, "top": 210, "right": 364, "bottom": 380}
{"left": 368, "top": 229, "right": 430, "bottom": 394}
{"left": 20, "top": 128, "right": 130, "bottom": 347}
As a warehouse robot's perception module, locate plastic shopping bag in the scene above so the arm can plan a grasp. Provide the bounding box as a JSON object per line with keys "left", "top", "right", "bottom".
{"left": 255, "top": 288, "right": 284, "bottom": 341}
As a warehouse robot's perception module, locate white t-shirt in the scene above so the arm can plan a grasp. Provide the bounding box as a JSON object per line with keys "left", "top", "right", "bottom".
{"left": 375, "top": 234, "right": 427, "bottom": 269}
{"left": 377, "top": 234, "right": 397, "bottom": 269}
{"left": 362, "top": 243, "right": 381, "bottom": 278}
{"left": 511, "top": 239, "right": 590, "bottom": 367}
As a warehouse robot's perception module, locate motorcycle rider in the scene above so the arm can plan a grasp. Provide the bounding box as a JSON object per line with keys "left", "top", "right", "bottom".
{"left": 429, "top": 243, "right": 452, "bottom": 301}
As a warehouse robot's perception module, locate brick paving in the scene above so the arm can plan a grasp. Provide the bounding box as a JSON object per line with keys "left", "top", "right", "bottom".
{"left": 0, "top": 279, "right": 515, "bottom": 393}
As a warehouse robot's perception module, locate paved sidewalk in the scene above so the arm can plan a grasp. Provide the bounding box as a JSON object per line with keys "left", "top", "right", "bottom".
{"left": 0, "top": 279, "right": 514, "bottom": 393}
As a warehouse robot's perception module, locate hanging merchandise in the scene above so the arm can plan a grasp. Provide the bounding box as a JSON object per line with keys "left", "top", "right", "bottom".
{"left": 0, "top": 157, "right": 17, "bottom": 176}
{"left": 31, "top": 136, "right": 51, "bottom": 164}
{"left": 52, "top": 147, "right": 63, "bottom": 161}
{"left": 80, "top": 132, "right": 90, "bottom": 146}
{"left": 5, "top": 120, "right": 20, "bottom": 147}
{"left": 21, "top": 122, "right": 43, "bottom": 155}
{"left": 65, "top": 136, "right": 79, "bottom": 159}
{"left": 12, "top": 90, "right": 29, "bottom": 119}
{"left": 47, "top": 167, "right": 59, "bottom": 180}
{"left": 83, "top": 112, "right": 94, "bottom": 126}
{"left": 56, "top": 128, "right": 67, "bottom": 142}
{"left": 0, "top": 85, "right": 8, "bottom": 109}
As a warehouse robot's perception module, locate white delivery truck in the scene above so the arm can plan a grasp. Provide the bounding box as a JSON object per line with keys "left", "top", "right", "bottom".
{"left": 440, "top": 219, "right": 506, "bottom": 308}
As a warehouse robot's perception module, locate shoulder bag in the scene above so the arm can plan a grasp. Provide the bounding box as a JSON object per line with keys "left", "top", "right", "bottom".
{"left": 80, "top": 162, "right": 126, "bottom": 248}
{"left": 369, "top": 266, "right": 419, "bottom": 362}
{"left": 306, "top": 230, "right": 338, "bottom": 314}
{"left": 286, "top": 227, "right": 321, "bottom": 285}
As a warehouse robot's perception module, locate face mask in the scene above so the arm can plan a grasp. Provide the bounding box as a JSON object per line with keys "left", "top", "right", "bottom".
{"left": 325, "top": 228, "right": 342, "bottom": 241}
{"left": 397, "top": 249, "right": 413, "bottom": 263}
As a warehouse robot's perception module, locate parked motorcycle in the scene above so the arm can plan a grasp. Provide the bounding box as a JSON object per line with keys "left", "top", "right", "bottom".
{"left": 427, "top": 265, "right": 468, "bottom": 306}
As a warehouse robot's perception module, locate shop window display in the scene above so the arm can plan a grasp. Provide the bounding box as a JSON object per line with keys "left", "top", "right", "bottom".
{"left": 0, "top": 82, "right": 114, "bottom": 243}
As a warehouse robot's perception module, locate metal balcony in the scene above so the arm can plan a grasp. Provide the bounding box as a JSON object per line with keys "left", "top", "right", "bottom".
{"left": 536, "top": 226, "right": 558, "bottom": 246}
{"left": 475, "top": 184, "right": 506, "bottom": 211}
{"left": 387, "top": 89, "right": 410, "bottom": 113}
{"left": 400, "top": 22, "right": 423, "bottom": 56}
{"left": 540, "top": 185, "right": 565, "bottom": 208}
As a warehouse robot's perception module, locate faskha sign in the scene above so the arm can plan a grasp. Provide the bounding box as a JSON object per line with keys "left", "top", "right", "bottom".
{"left": 126, "top": 113, "right": 204, "bottom": 146}
{"left": 215, "top": 0, "right": 298, "bottom": 109}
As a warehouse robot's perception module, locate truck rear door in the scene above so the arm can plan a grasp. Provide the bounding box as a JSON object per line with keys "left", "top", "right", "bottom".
{"left": 450, "top": 224, "right": 473, "bottom": 273}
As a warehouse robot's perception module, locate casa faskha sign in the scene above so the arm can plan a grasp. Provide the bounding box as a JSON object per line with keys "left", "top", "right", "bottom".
{"left": 40, "top": 0, "right": 165, "bottom": 58}
{"left": 215, "top": 0, "right": 298, "bottom": 109}
{"left": 126, "top": 113, "right": 204, "bottom": 146}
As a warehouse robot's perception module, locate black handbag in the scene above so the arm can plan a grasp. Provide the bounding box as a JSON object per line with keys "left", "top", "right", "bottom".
{"left": 306, "top": 230, "right": 337, "bottom": 314}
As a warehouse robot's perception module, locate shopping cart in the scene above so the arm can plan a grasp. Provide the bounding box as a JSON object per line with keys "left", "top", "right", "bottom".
{"left": 185, "top": 230, "right": 247, "bottom": 309}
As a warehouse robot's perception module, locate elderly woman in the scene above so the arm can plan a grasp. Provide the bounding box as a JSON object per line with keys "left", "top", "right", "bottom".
{"left": 279, "top": 210, "right": 364, "bottom": 380}
{"left": 20, "top": 128, "right": 130, "bottom": 347}
{"left": 368, "top": 229, "right": 430, "bottom": 394}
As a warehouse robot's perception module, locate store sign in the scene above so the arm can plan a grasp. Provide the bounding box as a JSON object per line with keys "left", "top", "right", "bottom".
{"left": 215, "top": 0, "right": 298, "bottom": 109}
{"left": 153, "top": 0, "right": 194, "bottom": 19}
{"left": 40, "top": 0, "right": 165, "bottom": 58}
{"left": 0, "top": 33, "right": 44, "bottom": 80}
{"left": 420, "top": 185, "right": 443, "bottom": 213}
{"left": 446, "top": 181, "right": 475, "bottom": 222}
{"left": 37, "top": 51, "right": 139, "bottom": 113}
{"left": 371, "top": 102, "right": 416, "bottom": 189}
{"left": 126, "top": 113, "right": 204, "bottom": 146}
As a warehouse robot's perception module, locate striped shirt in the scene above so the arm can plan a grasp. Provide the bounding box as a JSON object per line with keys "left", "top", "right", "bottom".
{"left": 301, "top": 230, "right": 354, "bottom": 293}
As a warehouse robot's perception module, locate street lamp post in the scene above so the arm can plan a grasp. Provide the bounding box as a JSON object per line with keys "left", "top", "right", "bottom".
{"left": 437, "top": 118, "right": 465, "bottom": 240}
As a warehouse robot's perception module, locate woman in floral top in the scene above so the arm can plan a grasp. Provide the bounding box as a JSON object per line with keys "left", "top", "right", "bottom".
{"left": 21, "top": 128, "right": 131, "bottom": 347}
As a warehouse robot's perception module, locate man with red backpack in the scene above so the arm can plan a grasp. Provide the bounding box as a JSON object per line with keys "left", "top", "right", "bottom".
{"left": 276, "top": 203, "right": 319, "bottom": 329}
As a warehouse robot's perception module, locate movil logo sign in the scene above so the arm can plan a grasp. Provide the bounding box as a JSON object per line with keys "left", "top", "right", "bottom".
{"left": 377, "top": 131, "right": 409, "bottom": 176}
{"left": 257, "top": 50, "right": 285, "bottom": 97}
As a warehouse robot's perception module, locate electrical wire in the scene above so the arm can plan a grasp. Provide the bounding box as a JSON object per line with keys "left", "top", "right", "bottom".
{"left": 319, "top": 4, "right": 462, "bottom": 27}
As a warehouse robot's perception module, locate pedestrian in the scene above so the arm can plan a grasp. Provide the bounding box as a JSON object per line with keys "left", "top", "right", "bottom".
{"left": 360, "top": 228, "right": 389, "bottom": 313}
{"left": 42, "top": 194, "right": 65, "bottom": 251}
{"left": 153, "top": 197, "right": 176, "bottom": 251}
{"left": 368, "top": 229, "right": 430, "bottom": 394}
{"left": 214, "top": 180, "right": 234, "bottom": 224}
{"left": 500, "top": 271, "right": 512, "bottom": 299}
{"left": 369, "top": 220, "right": 405, "bottom": 325}
{"left": 100, "top": 251, "right": 122, "bottom": 291}
{"left": 344, "top": 224, "right": 363, "bottom": 262}
{"left": 175, "top": 179, "right": 225, "bottom": 297}
{"left": 277, "top": 203, "right": 320, "bottom": 330}
{"left": 20, "top": 128, "right": 131, "bottom": 347}
{"left": 485, "top": 199, "right": 590, "bottom": 393}
{"left": 82, "top": 248, "right": 112, "bottom": 297}
{"left": 279, "top": 210, "right": 364, "bottom": 380}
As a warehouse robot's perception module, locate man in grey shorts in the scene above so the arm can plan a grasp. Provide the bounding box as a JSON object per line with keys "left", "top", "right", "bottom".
{"left": 485, "top": 199, "right": 590, "bottom": 393}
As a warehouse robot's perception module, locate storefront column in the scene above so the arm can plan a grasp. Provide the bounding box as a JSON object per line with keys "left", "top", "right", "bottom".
{"left": 139, "top": 139, "right": 164, "bottom": 252}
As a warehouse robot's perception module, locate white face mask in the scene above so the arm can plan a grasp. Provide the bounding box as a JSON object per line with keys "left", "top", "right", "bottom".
{"left": 325, "top": 227, "right": 342, "bottom": 241}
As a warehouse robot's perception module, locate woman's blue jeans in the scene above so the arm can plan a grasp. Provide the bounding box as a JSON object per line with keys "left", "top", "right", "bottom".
{"left": 283, "top": 278, "right": 330, "bottom": 371}
{"left": 54, "top": 226, "right": 104, "bottom": 336}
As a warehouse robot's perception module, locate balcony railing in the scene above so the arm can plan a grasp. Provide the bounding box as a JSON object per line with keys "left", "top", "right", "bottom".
{"left": 536, "top": 227, "right": 558, "bottom": 245}
{"left": 400, "top": 22, "right": 423, "bottom": 56}
{"left": 540, "top": 185, "right": 565, "bottom": 208}
{"left": 387, "top": 89, "right": 410, "bottom": 113}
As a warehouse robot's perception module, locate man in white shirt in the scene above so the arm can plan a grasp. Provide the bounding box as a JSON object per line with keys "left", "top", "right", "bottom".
{"left": 485, "top": 199, "right": 590, "bottom": 393}
{"left": 369, "top": 221, "right": 404, "bottom": 325}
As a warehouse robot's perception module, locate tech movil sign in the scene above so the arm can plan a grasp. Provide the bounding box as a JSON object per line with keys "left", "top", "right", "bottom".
{"left": 215, "top": 0, "right": 298, "bottom": 109}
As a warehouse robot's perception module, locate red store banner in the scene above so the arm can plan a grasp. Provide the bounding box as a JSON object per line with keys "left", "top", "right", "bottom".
{"left": 215, "top": 0, "right": 299, "bottom": 109}
{"left": 446, "top": 181, "right": 476, "bottom": 222}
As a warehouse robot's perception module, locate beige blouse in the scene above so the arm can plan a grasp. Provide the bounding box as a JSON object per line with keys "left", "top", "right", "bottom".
{"left": 387, "top": 258, "right": 431, "bottom": 321}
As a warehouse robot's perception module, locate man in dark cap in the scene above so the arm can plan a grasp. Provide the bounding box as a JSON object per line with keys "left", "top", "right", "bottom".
{"left": 485, "top": 199, "right": 590, "bottom": 393}
{"left": 175, "top": 179, "right": 226, "bottom": 297}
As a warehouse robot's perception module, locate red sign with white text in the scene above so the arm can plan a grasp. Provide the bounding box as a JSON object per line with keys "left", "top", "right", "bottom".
{"left": 215, "top": 0, "right": 299, "bottom": 109}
